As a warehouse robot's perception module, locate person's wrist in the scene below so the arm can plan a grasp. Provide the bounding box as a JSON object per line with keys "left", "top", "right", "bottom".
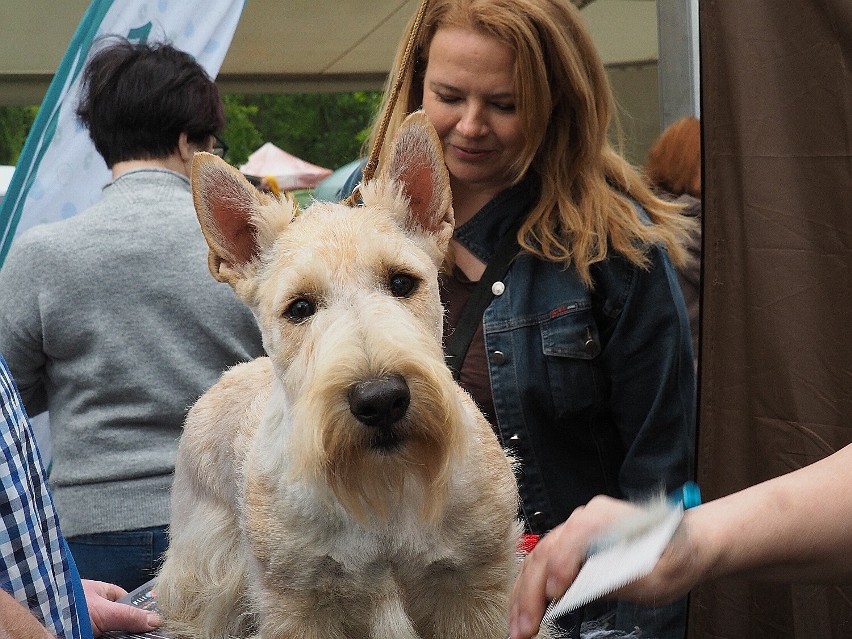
{"left": 683, "top": 503, "right": 725, "bottom": 585}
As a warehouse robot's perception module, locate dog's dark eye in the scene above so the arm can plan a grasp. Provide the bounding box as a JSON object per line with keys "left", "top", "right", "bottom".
{"left": 389, "top": 273, "right": 417, "bottom": 298}
{"left": 284, "top": 298, "right": 315, "bottom": 323}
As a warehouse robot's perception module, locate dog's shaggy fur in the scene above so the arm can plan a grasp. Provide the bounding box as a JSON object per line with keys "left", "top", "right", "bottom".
{"left": 155, "top": 113, "right": 531, "bottom": 638}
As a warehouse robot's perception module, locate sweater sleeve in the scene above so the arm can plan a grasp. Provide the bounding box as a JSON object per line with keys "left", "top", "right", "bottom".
{"left": 0, "top": 233, "right": 50, "bottom": 415}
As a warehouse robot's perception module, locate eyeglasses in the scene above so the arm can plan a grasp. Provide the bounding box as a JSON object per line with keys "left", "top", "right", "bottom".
{"left": 211, "top": 135, "right": 229, "bottom": 158}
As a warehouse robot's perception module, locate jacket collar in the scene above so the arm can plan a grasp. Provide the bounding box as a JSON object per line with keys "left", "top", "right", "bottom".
{"left": 453, "top": 175, "right": 540, "bottom": 263}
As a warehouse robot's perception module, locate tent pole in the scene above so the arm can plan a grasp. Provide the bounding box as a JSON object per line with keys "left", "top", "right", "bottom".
{"left": 656, "top": 0, "right": 700, "bottom": 128}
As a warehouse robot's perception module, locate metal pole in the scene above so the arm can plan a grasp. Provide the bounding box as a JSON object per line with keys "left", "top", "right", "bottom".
{"left": 656, "top": 0, "right": 700, "bottom": 128}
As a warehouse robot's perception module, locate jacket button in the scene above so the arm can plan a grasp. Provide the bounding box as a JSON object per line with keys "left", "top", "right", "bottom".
{"left": 491, "top": 281, "right": 505, "bottom": 296}
{"left": 490, "top": 350, "right": 506, "bottom": 365}
{"left": 583, "top": 338, "right": 600, "bottom": 357}
{"left": 583, "top": 326, "right": 600, "bottom": 357}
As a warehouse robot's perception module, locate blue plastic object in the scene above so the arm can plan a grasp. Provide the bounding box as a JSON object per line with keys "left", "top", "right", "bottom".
{"left": 670, "top": 481, "right": 702, "bottom": 509}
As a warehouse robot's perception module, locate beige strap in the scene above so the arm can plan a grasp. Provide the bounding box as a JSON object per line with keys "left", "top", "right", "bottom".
{"left": 342, "top": 0, "right": 430, "bottom": 205}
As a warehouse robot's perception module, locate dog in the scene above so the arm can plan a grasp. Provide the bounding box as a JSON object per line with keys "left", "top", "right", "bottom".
{"left": 155, "top": 112, "right": 534, "bottom": 638}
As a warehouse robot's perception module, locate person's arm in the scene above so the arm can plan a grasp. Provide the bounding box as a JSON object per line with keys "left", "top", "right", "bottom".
{"left": 0, "top": 588, "right": 55, "bottom": 639}
{"left": 599, "top": 243, "right": 696, "bottom": 503}
{"left": 82, "top": 580, "right": 161, "bottom": 638}
{"left": 509, "top": 443, "right": 852, "bottom": 639}
{"left": 0, "top": 234, "right": 50, "bottom": 413}
{"left": 691, "top": 443, "right": 852, "bottom": 583}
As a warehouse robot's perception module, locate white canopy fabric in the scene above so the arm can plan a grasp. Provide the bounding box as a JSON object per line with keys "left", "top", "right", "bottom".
{"left": 240, "top": 143, "right": 332, "bottom": 190}
{"left": 0, "top": 0, "right": 659, "bottom": 105}
{"left": 0, "top": 0, "right": 675, "bottom": 165}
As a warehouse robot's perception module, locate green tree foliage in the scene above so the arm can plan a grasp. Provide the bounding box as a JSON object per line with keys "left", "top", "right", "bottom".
{"left": 0, "top": 106, "right": 39, "bottom": 165}
{"left": 0, "top": 92, "right": 381, "bottom": 172}
{"left": 222, "top": 92, "right": 381, "bottom": 170}
{"left": 220, "top": 96, "right": 264, "bottom": 166}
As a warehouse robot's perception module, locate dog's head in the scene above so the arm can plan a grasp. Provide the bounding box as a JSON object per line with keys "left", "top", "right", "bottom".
{"left": 192, "top": 112, "right": 452, "bottom": 289}
{"left": 191, "top": 113, "right": 465, "bottom": 524}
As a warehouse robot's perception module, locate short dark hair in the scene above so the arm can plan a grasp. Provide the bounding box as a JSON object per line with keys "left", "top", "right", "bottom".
{"left": 76, "top": 38, "right": 225, "bottom": 168}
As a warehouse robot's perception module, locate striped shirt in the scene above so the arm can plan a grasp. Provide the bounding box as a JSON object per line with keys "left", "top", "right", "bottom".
{"left": 1, "top": 354, "right": 88, "bottom": 639}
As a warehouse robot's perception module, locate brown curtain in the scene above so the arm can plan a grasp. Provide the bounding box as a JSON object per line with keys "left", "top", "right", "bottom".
{"left": 691, "top": 1, "right": 852, "bottom": 637}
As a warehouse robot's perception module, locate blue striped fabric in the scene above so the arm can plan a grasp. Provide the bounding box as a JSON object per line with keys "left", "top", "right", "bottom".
{"left": 1, "top": 354, "right": 88, "bottom": 639}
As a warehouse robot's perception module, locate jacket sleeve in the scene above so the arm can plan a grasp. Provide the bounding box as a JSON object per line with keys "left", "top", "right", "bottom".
{"left": 599, "top": 244, "right": 697, "bottom": 500}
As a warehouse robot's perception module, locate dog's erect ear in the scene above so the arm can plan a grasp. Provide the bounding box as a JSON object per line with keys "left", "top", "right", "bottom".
{"left": 380, "top": 111, "right": 454, "bottom": 250}
{"left": 192, "top": 153, "right": 294, "bottom": 285}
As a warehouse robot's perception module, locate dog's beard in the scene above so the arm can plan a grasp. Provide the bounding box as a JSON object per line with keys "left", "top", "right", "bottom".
{"left": 289, "top": 359, "right": 464, "bottom": 527}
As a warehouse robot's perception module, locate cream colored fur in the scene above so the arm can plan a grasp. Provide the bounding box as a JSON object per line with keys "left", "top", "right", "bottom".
{"left": 156, "top": 113, "right": 538, "bottom": 638}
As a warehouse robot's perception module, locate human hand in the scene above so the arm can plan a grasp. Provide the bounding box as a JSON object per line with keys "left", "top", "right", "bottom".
{"left": 82, "top": 580, "right": 161, "bottom": 638}
{"left": 509, "top": 495, "right": 704, "bottom": 639}
{"left": 508, "top": 496, "right": 635, "bottom": 638}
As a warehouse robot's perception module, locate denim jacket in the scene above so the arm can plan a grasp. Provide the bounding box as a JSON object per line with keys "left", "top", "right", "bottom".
{"left": 455, "top": 177, "right": 697, "bottom": 535}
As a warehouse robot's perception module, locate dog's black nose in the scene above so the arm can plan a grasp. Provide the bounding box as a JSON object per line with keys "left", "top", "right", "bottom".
{"left": 348, "top": 375, "right": 410, "bottom": 428}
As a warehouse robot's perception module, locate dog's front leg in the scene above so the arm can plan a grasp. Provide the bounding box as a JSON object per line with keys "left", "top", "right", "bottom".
{"left": 257, "top": 610, "right": 350, "bottom": 639}
{"left": 424, "top": 585, "right": 510, "bottom": 639}
{"left": 255, "top": 586, "right": 420, "bottom": 639}
{"left": 158, "top": 495, "right": 254, "bottom": 638}
{"left": 369, "top": 593, "right": 420, "bottom": 639}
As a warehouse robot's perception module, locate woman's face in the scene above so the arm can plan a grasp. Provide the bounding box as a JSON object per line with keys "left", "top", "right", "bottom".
{"left": 422, "top": 27, "right": 525, "bottom": 199}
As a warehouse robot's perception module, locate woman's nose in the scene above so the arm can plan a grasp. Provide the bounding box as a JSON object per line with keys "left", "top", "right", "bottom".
{"left": 456, "top": 105, "right": 488, "bottom": 137}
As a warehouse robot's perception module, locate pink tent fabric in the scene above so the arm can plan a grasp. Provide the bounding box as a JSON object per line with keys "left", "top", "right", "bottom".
{"left": 239, "top": 142, "right": 332, "bottom": 190}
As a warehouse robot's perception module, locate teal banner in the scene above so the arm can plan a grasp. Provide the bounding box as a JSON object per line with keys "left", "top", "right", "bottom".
{"left": 0, "top": 0, "right": 245, "bottom": 267}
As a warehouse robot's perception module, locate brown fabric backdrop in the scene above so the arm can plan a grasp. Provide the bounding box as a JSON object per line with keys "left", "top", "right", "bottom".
{"left": 690, "top": 1, "right": 852, "bottom": 637}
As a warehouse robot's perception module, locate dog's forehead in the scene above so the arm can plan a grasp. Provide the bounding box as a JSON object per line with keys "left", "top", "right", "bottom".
{"left": 295, "top": 202, "right": 399, "bottom": 243}
{"left": 268, "top": 202, "right": 427, "bottom": 270}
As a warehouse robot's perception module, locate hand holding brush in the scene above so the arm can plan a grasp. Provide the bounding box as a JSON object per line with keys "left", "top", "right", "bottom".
{"left": 511, "top": 444, "right": 852, "bottom": 639}
{"left": 509, "top": 484, "right": 702, "bottom": 639}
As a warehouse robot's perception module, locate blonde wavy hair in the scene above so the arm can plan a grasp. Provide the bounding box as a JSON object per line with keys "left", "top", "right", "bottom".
{"left": 367, "top": 0, "right": 693, "bottom": 286}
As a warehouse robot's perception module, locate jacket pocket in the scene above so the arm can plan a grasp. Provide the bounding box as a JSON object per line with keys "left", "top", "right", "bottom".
{"left": 540, "top": 307, "right": 601, "bottom": 418}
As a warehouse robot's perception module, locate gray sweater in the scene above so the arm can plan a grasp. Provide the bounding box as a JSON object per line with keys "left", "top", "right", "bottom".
{"left": 0, "top": 168, "right": 264, "bottom": 537}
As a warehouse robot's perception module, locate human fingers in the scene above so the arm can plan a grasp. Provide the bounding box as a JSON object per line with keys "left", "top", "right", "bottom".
{"left": 90, "top": 599, "right": 161, "bottom": 638}
{"left": 509, "top": 526, "right": 560, "bottom": 638}
{"left": 82, "top": 580, "right": 160, "bottom": 637}
{"left": 509, "top": 506, "right": 596, "bottom": 638}
{"left": 509, "top": 497, "right": 640, "bottom": 638}
{"left": 82, "top": 579, "right": 126, "bottom": 602}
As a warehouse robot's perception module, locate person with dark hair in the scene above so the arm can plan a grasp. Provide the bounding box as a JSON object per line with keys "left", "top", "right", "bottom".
{"left": 75, "top": 39, "right": 226, "bottom": 169}
{"left": 0, "top": 38, "right": 264, "bottom": 590}
{"left": 644, "top": 116, "right": 702, "bottom": 363}
{"left": 348, "top": 1, "right": 697, "bottom": 637}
